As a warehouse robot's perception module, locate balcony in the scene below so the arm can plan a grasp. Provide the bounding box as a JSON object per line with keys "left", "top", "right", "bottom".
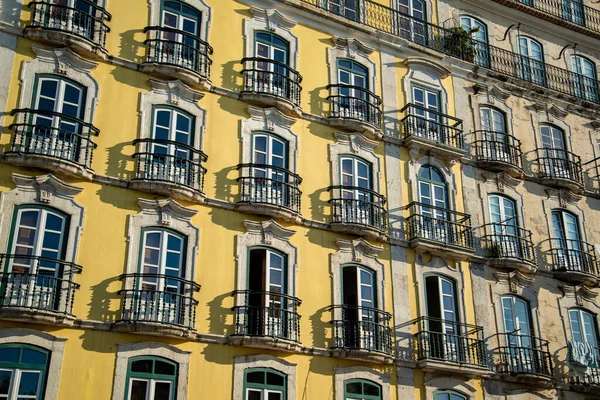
{"left": 490, "top": 0, "right": 600, "bottom": 38}
{"left": 328, "top": 304, "right": 393, "bottom": 362}
{"left": 4, "top": 109, "right": 98, "bottom": 180}
{"left": 404, "top": 202, "right": 474, "bottom": 259}
{"left": 481, "top": 223, "right": 537, "bottom": 273}
{"left": 400, "top": 104, "right": 465, "bottom": 160}
{"left": 231, "top": 290, "right": 302, "bottom": 351}
{"left": 328, "top": 186, "right": 388, "bottom": 241}
{"left": 412, "top": 317, "right": 491, "bottom": 377}
{"left": 535, "top": 148, "right": 584, "bottom": 193}
{"left": 240, "top": 58, "right": 303, "bottom": 117}
{"left": 326, "top": 84, "right": 383, "bottom": 139}
{"left": 142, "top": 26, "right": 213, "bottom": 90}
{"left": 116, "top": 273, "right": 200, "bottom": 338}
{"left": 569, "top": 346, "right": 600, "bottom": 394}
{"left": 494, "top": 333, "right": 554, "bottom": 384}
{"left": 0, "top": 254, "right": 81, "bottom": 325}
{"left": 25, "top": 0, "right": 111, "bottom": 59}
{"left": 584, "top": 156, "right": 600, "bottom": 193}
{"left": 236, "top": 164, "right": 302, "bottom": 222}
{"left": 549, "top": 239, "right": 599, "bottom": 285}
{"left": 472, "top": 131, "right": 524, "bottom": 178}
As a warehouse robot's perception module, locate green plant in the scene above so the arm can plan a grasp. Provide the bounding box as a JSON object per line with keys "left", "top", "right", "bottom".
{"left": 444, "top": 26, "right": 479, "bottom": 61}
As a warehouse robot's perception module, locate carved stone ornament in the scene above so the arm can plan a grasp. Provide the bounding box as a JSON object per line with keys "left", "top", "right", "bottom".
{"left": 545, "top": 188, "right": 582, "bottom": 206}
{"left": 32, "top": 45, "right": 97, "bottom": 75}
{"left": 590, "top": 120, "right": 600, "bottom": 130}
{"left": 481, "top": 171, "right": 520, "bottom": 192}
{"left": 12, "top": 173, "right": 83, "bottom": 204}
{"left": 547, "top": 103, "right": 569, "bottom": 120}
{"left": 335, "top": 238, "right": 383, "bottom": 263}
{"left": 244, "top": 219, "right": 295, "bottom": 245}
{"left": 494, "top": 271, "right": 535, "bottom": 293}
{"left": 403, "top": 57, "right": 451, "bottom": 79}
{"left": 137, "top": 198, "right": 197, "bottom": 226}
{"left": 334, "top": 131, "right": 378, "bottom": 154}
{"left": 148, "top": 79, "right": 204, "bottom": 106}
{"left": 331, "top": 36, "right": 374, "bottom": 59}
{"left": 250, "top": 7, "right": 297, "bottom": 32}
{"left": 561, "top": 284, "right": 599, "bottom": 307}
{"left": 248, "top": 106, "right": 296, "bottom": 131}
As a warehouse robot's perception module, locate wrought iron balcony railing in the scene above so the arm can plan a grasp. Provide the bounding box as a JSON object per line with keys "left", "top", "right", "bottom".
{"left": 569, "top": 345, "right": 600, "bottom": 387}
{"left": 535, "top": 148, "right": 583, "bottom": 187}
{"left": 400, "top": 104, "right": 465, "bottom": 149}
{"left": 28, "top": 0, "right": 111, "bottom": 48}
{"left": 327, "top": 84, "right": 382, "bottom": 128}
{"left": 237, "top": 164, "right": 302, "bottom": 213}
{"left": 7, "top": 109, "right": 98, "bottom": 170}
{"left": 404, "top": 202, "right": 474, "bottom": 250}
{"left": 0, "top": 254, "right": 82, "bottom": 316}
{"left": 231, "top": 290, "right": 301, "bottom": 342}
{"left": 584, "top": 156, "right": 600, "bottom": 193}
{"left": 293, "top": 0, "right": 600, "bottom": 104}
{"left": 132, "top": 138, "right": 207, "bottom": 192}
{"left": 412, "top": 317, "right": 488, "bottom": 368}
{"left": 241, "top": 58, "right": 302, "bottom": 107}
{"left": 144, "top": 26, "right": 213, "bottom": 79}
{"left": 481, "top": 223, "right": 536, "bottom": 264}
{"left": 473, "top": 130, "right": 523, "bottom": 171}
{"left": 495, "top": 333, "right": 554, "bottom": 379}
{"left": 118, "top": 273, "right": 200, "bottom": 330}
{"left": 549, "top": 238, "right": 599, "bottom": 277}
{"left": 328, "top": 304, "right": 392, "bottom": 355}
{"left": 328, "top": 186, "right": 388, "bottom": 232}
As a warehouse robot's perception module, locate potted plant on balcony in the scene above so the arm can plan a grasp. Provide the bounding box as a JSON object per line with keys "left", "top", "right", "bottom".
{"left": 444, "top": 26, "right": 478, "bottom": 63}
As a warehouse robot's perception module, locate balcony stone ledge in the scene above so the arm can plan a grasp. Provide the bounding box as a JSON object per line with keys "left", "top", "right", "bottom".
{"left": 488, "top": 257, "right": 537, "bottom": 274}
{"left": 139, "top": 63, "right": 212, "bottom": 91}
{"left": 128, "top": 180, "right": 206, "bottom": 204}
{"left": 494, "top": 371, "right": 555, "bottom": 387}
{"left": 23, "top": 28, "right": 109, "bottom": 61}
{"left": 112, "top": 321, "right": 197, "bottom": 339}
{"left": 227, "top": 335, "right": 303, "bottom": 353}
{"left": 1, "top": 153, "right": 94, "bottom": 181}
{"left": 403, "top": 136, "right": 466, "bottom": 161}
{"left": 409, "top": 238, "right": 474, "bottom": 261}
{"left": 235, "top": 202, "right": 302, "bottom": 224}
{"left": 552, "top": 269, "right": 599, "bottom": 287}
{"left": 567, "top": 381, "right": 600, "bottom": 395}
{"left": 536, "top": 176, "right": 584, "bottom": 195}
{"left": 475, "top": 160, "right": 524, "bottom": 179}
{"left": 329, "top": 348, "right": 394, "bottom": 364}
{"left": 416, "top": 359, "right": 493, "bottom": 378}
{"left": 0, "top": 308, "right": 77, "bottom": 327}
{"left": 330, "top": 222, "right": 388, "bottom": 242}
{"left": 239, "top": 93, "right": 302, "bottom": 118}
{"left": 326, "top": 118, "right": 383, "bottom": 141}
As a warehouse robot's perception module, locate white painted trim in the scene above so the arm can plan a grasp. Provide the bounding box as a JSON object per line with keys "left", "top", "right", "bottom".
{"left": 232, "top": 354, "right": 296, "bottom": 400}
{"left": 334, "top": 366, "right": 390, "bottom": 400}
{"left": 147, "top": 0, "right": 212, "bottom": 42}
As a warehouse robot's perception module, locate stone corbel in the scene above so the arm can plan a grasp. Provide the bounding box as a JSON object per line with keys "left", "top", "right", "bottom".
{"left": 148, "top": 79, "right": 204, "bottom": 105}
{"left": 333, "top": 131, "right": 378, "bottom": 154}
{"left": 481, "top": 171, "right": 520, "bottom": 192}
{"left": 138, "top": 198, "right": 197, "bottom": 224}
{"left": 248, "top": 106, "right": 296, "bottom": 131}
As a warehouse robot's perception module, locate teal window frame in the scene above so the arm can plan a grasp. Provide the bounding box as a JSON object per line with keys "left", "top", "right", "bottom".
{"left": 433, "top": 390, "right": 468, "bottom": 400}
{"left": 30, "top": 74, "right": 87, "bottom": 119}
{"left": 243, "top": 368, "right": 287, "bottom": 400}
{"left": 344, "top": 378, "right": 381, "bottom": 400}
{"left": 255, "top": 31, "right": 289, "bottom": 60}
{"left": 0, "top": 343, "right": 50, "bottom": 400}
{"left": 124, "top": 356, "right": 178, "bottom": 400}
{"left": 337, "top": 59, "right": 369, "bottom": 89}
{"left": 162, "top": 0, "right": 201, "bottom": 26}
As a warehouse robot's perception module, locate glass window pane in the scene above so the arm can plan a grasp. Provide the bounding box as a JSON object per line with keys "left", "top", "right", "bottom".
{"left": 0, "top": 371, "right": 11, "bottom": 395}
{"left": 0, "top": 348, "right": 19, "bottom": 363}
{"left": 247, "top": 390, "right": 261, "bottom": 400}
{"left": 153, "top": 382, "right": 172, "bottom": 400}
{"left": 364, "top": 382, "right": 380, "bottom": 395}
{"left": 246, "top": 371, "right": 264, "bottom": 384}
{"left": 346, "top": 381, "right": 362, "bottom": 394}
{"left": 40, "top": 80, "right": 58, "bottom": 98}
{"left": 167, "top": 235, "right": 182, "bottom": 252}
{"left": 130, "top": 379, "right": 148, "bottom": 400}
{"left": 21, "top": 349, "right": 46, "bottom": 365}
{"left": 154, "top": 361, "right": 176, "bottom": 376}
{"left": 266, "top": 372, "right": 284, "bottom": 387}
{"left": 131, "top": 359, "right": 153, "bottom": 373}
{"left": 17, "top": 371, "right": 40, "bottom": 396}
{"left": 267, "top": 392, "right": 281, "bottom": 400}
{"left": 145, "top": 233, "right": 161, "bottom": 248}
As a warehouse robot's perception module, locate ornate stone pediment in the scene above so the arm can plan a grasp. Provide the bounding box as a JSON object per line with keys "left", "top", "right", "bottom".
{"left": 244, "top": 219, "right": 295, "bottom": 245}
{"left": 148, "top": 79, "right": 204, "bottom": 105}
{"left": 561, "top": 284, "right": 599, "bottom": 306}
{"left": 481, "top": 171, "right": 521, "bottom": 192}
{"left": 494, "top": 271, "right": 535, "bottom": 293}
{"left": 137, "top": 198, "right": 197, "bottom": 226}
{"left": 32, "top": 45, "right": 97, "bottom": 75}
{"left": 12, "top": 173, "right": 82, "bottom": 204}
{"left": 545, "top": 188, "right": 582, "bottom": 206}
{"left": 251, "top": 7, "right": 297, "bottom": 32}
{"left": 335, "top": 238, "right": 383, "bottom": 262}
{"left": 247, "top": 106, "right": 296, "bottom": 131}
{"left": 334, "top": 131, "right": 378, "bottom": 154}
{"left": 331, "top": 36, "right": 374, "bottom": 58}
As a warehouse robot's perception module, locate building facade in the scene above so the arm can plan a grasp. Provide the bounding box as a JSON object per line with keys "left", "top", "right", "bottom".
{"left": 0, "top": 0, "right": 598, "bottom": 400}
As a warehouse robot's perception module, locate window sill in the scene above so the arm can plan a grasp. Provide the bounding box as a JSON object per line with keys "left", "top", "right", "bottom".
{"left": 403, "top": 135, "right": 466, "bottom": 161}
{"left": 408, "top": 237, "right": 474, "bottom": 260}
{"left": 330, "top": 221, "right": 388, "bottom": 242}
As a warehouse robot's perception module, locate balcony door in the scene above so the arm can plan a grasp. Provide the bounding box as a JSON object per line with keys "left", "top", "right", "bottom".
{"left": 459, "top": 16, "right": 489, "bottom": 67}
{"left": 340, "top": 156, "right": 372, "bottom": 225}
{"left": 248, "top": 248, "right": 288, "bottom": 339}
{"left": 418, "top": 165, "right": 448, "bottom": 242}
{"left": 255, "top": 32, "right": 289, "bottom": 98}
{"left": 412, "top": 86, "right": 443, "bottom": 143}
{"left": 480, "top": 107, "right": 510, "bottom": 162}
{"left": 137, "top": 229, "right": 186, "bottom": 325}
{"left": 251, "top": 133, "right": 288, "bottom": 207}
{"left": 501, "top": 296, "right": 536, "bottom": 373}
{"left": 488, "top": 195, "right": 520, "bottom": 258}
{"left": 518, "top": 36, "right": 545, "bottom": 86}
{"left": 571, "top": 55, "right": 598, "bottom": 102}
{"left": 397, "top": 0, "right": 426, "bottom": 44}
{"left": 569, "top": 309, "right": 599, "bottom": 357}
{"left": 541, "top": 124, "right": 570, "bottom": 179}
{"left": 5, "top": 207, "right": 68, "bottom": 311}
{"left": 563, "top": 0, "right": 585, "bottom": 26}
{"left": 425, "top": 275, "right": 460, "bottom": 362}
{"left": 338, "top": 60, "right": 369, "bottom": 120}
{"left": 160, "top": 1, "right": 201, "bottom": 69}
{"left": 46, "top": 0, "right": 99, "bottom": 40}
{"left": 551, "top": 210, "right": 583, "bottom": 271}
{"left": 32, "top": 77, "right": 85, "bottom": 161}
{"left": 327, "top": 0, "right": 360, "bottom": 22}
{"left": 342, "top": 265, "right": 377, "bottom": 350}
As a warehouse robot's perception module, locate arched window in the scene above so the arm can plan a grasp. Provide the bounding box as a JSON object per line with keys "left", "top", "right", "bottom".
{"left": 344, "top": 379, "right": 381, "bottom": 400}
{"left": 571, "top": 55, "right": 598, "bottom": 102}
{"left": 335, "top": 59, "right": 370, "bottom": 121}
{"left": 341, "top": 265, "right": 378, "bottom": 349}
{"left": 254, "top": 32, "right": 290, "bottom": 97}
{"left": 0, "top": 344, "right": 50, "bottom": 400}
{"left": 246, "top": 132, "right": 289, "bottom": 206}
{"left": 539, "top": 124, "right": 575, "bottom": 181}
{"left": 434, "top": 390, "right": 467, "bottom": 400}
{"left": 517, "top": 36, "right": 545, "bottom": 85}
{"left": 125, "top": 356, "right": 178, "bottom": 400}
{"left": 501, "top": 295, "right": 538, "bottom": 373}
{"left": 569, "top": 308, "right": 599, "bottom": 348}
{"left": 459, "top": 15, "right": 489, "bottom": 66}
{"left": 417, "top": 165, "right": 448, "bottom": 241}
{"left": 488, "top": 194, "right": 521, "bottom": 257}
{"left": 337, "top": 155, "right": 373, "bottom": 225}
{"left": 244, "top": 368, "right": 286, "bottom": 400}
{"left": 551, "top": 209, "right": 586, "bottom": 271}
{"left": 479, "top": 106, "right": 511, "bottom": 162}
{"left": 424, "top": 274, "right": 460, "bottom": 361}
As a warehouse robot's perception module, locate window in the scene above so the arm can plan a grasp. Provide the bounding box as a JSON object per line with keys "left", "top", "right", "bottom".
{"left": 340, "top": 155, "right": 373, "bottom": 225}
{"left": 517, "top": 36, "right": 545, "bottom": 86}
{"left": 344, "top": 379, "right": 381, "bottom": 400}
{"left": 327, "top": 0, "right": 360, "bottom": 22}
{"left": 480, "top": 106, "right": 510, "bottom": 162}
{"left": 342, "top": 265, "right": 377, "bottom": 349}
{"left": 540, "top": 124, "right": 571, "bottom": 179}
{"left": 336, "top": 59, "right": 369, "bottom": 120}
{"left": 425, "top": 275, "right": 460, "bottom": 361}
{"left": 488, "top": 195, "right": 521, "bottom": 257}
{"left": 248, "top": 132, "right": 289, "bottom": 206}
{"left": 569, "top": 309, "right": 599, "bottom": 348}
{"left": 398, "top": 0, "right": 426, "bottom": 44}
{"left": 158, "top": 1, "right": 201, "bottom": 68}
{"left": 417, "top": 165, "right": 448, "bottom": 242}
{"left": 43, "top": 0, "right": 100, "bottom": 40}
{"left": 125, "top": 356, "right": 178, "bottom": 400}
{"left": 562, "top": 0, "right": 585, "bottom": 26}
{"left": 254, "top": 32, "right": 290, "bottom": 98}
{"left": 411, "top": 86, "right": 442, "bottom": 143}
{"left": 0, "top": 344, "right": 50, "bottom": 400}
{"left": 30, "top": 76, "right": 86, "bottom": 162}
{"left": 551, "top": 210, "right": 585, "bottom": 270}
{"left": 501, "top": 295, "right": 536, "bottom": 372}
{"left": 434, "top": 391, "right": 467, "bottom": 400}
{"left": 459, "top": 16, "right": 489, "bottom": 66}
{"left": 571, "top": 55, "right": 598, "bottom": 102}
{"left": 5, "top": 206, "right": 69, "bottom": 311}
{"left": 244, "top": 368, "right": 286, "bottom": 400}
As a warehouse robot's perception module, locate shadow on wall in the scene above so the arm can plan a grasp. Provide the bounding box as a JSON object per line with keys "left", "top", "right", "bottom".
{"left": 86, "top": 276, "right": 122, "bottom": 323}
{"left": 206, "top": 292, "right": 234, "bottom": 336}
{"left": 308, "top": 86, "right": 327, "bottom": 118}
{"left": 395, "top": 319, "right": 414, "bottom": 362}
{"left": 119, "top": 29, "right": 144, "bottom": 63}
{"left": 0, "top": 0, "right": 24, "bottom": 27}
{"left": 309, "top": 306, "right": 330, "bottom": 349}
{"left": 213, "top": 165, "right": 238, "bottom": 203}
{"left": 221, "top": 60, "right": 242, "bottom": 91}
{"left": 307, "top": 187, "right": 329, "bottom": 226}
{"left": 105, "top": 142, "right": 134, "bottom": 180}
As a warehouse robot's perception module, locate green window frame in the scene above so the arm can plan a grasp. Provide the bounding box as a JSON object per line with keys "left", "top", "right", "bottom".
{"left": 344, "top": 378, "right": 381, "bottom": 400}
{"left": 0, "top": 343, "right": 50, "bottom": 400}
{"left": 433, "top": 390, "right": 467, "bottom": 400}
{"left": 243, "top": 368, "right": 287, "bottom": 400}
{"left": 124, "top": 356, "right": 178, "bottom": 400}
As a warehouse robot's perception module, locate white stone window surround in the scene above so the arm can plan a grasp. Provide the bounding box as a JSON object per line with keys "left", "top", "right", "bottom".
{"left": 330, "top": 238, "right": 386, "bottom": 319}
{"left": 17, "top": 45, "right": 99, "bottom": 124}
{"left": 334, "top": 366, "right": 390, "bottom": 400}
{"left": 326, "top": 37, "right": 376, "bottom": 91}
{"left": 240, "top": 106, "right": 299, "bottom": 171}
{"left": 0, "top": 173, "right": 84, "bottom": 264}
{"left": 111, "top": 341, "right": 191, "bottom": 400}
{"left": 243, "top": 7, "right": 299, "bottom": 69}
{"left": 124, "top": 198, "right": 199, "bottom": 283}
{"left": 234, "top": 220, "right": 298, "bottom": 300}
{"left": 402, "top": 57, "right": 450, "bottom": 115}
{"left": 508, "top": 28, "right": 546, "bottom": 63}
{"left": 329, "top": 132, "right": 381, "bottom": 192}
{"left": 139, "top": 79, "right": 207, "bottom": 151}
{"left": 147, "top": 0, "right": 212, "bottom": 42}
{"left": 428, "top": 383, "right": 474, "bottom": 400}
{"left": 408, "top": 155, "right": 457, "bottom": 210}
{"left": 232, "top": 354, "right": 296, "bottom": 400}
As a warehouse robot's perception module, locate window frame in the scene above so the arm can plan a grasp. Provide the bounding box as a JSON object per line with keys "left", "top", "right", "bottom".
{"left": 568, "top": 308, "right": 599, "bottom": 347}
{"left": 0, "top": 343, "right": 50, "bottom": 400}
{"left": 243, "top": 367, "right": 287, "bottom": 400}
{"left": 124, "top": 356, "right": 179, "bottom": 400}
{"left": 433, "top": 390, "right": 468, "bottom": 400}
{"left": 343, "top": 378, "right": 381, "bottom": 400}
